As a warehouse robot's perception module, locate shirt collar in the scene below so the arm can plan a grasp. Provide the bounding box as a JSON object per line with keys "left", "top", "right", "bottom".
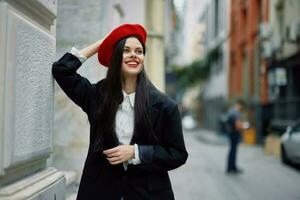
{"left": 122, "top": 90, "right": 135, "bottom": 108}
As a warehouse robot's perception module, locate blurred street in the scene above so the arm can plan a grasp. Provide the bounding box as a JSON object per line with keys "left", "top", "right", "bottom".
{"left": 170, "top": 129, "right": 300, "bottom": 200}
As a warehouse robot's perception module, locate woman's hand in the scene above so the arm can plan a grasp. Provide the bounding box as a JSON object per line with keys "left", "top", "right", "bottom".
{"left": 103, "top": 145, "right": 135, "bottom": 165}
{"left": 79, "top": 30, "right": 112, "bottom": 59}
{"left": 79, "top": 39, "right": 104, "bottom": 59}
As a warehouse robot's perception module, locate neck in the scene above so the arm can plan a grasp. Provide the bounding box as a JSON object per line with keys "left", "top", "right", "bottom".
{"left": 122, "top": 76, "right": 137, "bottom": 94}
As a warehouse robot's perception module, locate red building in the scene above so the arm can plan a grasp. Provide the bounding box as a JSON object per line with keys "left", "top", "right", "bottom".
{"left": 260, "top": 0, "right": 269, "bottom": 104}
{"left": 229, "top": 0, "right": 269, "bottom": 141}
{"left": 229, "top": 0, "right": 262, "bottom": 98}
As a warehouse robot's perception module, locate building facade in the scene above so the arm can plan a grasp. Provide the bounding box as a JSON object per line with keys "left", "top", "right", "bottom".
{"left": 229, "top": 0, "right": 300, "bottom": 142}
{"left": 0, "top": 0, "right": 65, "bottom": 199}
{"left": 263, "top": 0, "right": 300, "bottom": 134}
{"left": 200, "top": 0, "right": 231, "bottom": 130}
{"left": 229, "top": 0, "right": 268, "bottom": 142}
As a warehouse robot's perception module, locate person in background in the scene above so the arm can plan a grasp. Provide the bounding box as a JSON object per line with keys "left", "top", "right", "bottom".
{"left": 225, "top": 99, "right": 247, "bottom": 174}
{"left": 52, "top": 24, "right": 188, "bottom": 200}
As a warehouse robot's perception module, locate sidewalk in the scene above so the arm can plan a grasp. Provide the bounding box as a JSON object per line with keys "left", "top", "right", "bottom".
{"left": 171, "top": 128, "right": 300, "bottom": 200}
{"left": 186, "top": 128, "right": 228, "bottom": 145}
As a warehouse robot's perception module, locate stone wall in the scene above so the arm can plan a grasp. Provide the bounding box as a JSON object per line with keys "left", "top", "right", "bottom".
{"left": 0, "top": 0, "right": 65, "bottom": 199}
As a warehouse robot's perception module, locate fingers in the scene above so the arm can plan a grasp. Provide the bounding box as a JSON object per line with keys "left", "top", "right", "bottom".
{"left": 103, "top": 145, "right": 133, "bottom": 165}
{"left": 103, "top": 145, "right": 130, "bottom": 165}
{"left": 106, "top": 153, "right": 124, "bottom": 165}
{"left": 103, "top": 147, "right": 121, "bottom": 165}
{"left": 110, "top": 160, "right": 123, "bottom": 165}
{"left": 107, "top": 156, "right": 125, "bottom": 165}
{"left": 103, "top": 150, "right": 120, "bottom": 158}
{"left": 103, "top": 147, "right": 118, "bottom": 155}
{"left": 106, "top": 152, "right": 121, "bottom": 158}
{"left": 107, "top": 156, "right": 122, "bottom": 163}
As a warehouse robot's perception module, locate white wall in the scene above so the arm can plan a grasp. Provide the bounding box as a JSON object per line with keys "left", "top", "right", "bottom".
{"left": 179, "top": 0, "right": 208, "bottom": 66}
{"left": 201, "top": 0, "right": 230, "bottom": 99}
{"left": 269, "top": 0, "right": 300, "bottom": 59}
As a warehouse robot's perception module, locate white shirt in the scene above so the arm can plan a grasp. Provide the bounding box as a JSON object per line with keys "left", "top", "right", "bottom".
{"left": 70, "top": 47, "right": 141, "bottom": 169}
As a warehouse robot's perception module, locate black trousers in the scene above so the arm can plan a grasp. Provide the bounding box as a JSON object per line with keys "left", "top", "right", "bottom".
{"left": 227, "top": 133, "right": 240, "bottom": 172}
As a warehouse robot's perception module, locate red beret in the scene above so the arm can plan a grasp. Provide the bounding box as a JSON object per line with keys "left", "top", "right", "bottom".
{"left": 97, "top": 23, "right": 147, "bottom": 67}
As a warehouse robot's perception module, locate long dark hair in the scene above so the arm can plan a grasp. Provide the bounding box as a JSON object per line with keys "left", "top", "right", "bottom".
{"left": 92, "top": 36, "right": 154, "bottom": 152}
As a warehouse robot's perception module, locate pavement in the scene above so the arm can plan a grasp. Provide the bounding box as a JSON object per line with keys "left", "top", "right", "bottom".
{"left": 192, "top": 128, "right": 228, "bottom": 145}
{"left": 169, "top": 128, "right": 300, "bottom": 200}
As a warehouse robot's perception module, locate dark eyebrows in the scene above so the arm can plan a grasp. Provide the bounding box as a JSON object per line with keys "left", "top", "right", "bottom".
{"left": 124, "top": 46, "right": 143, "bottom": 50}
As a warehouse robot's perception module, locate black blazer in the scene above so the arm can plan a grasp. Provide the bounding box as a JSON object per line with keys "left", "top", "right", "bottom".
{"left": 52, "top": 53, "right": 188, "bottom": 200}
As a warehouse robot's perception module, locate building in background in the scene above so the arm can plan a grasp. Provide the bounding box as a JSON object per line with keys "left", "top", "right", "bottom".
{"left": 164, "top": 0, "right": 179, "bottom": 68}
{"left": 166, "top": 0, "right": 208, "bottom": 116}
{"left": 265, "top": 0, "right": 300, "bottom": 135}
{"left": 229, "top": 0, "right": 263, "bottom": 141}
{"left": 180, "top": 0, "right": 207, "bottom": 66}
{"left": 164, "top": 0, "right": 180, "bottom": 100}
{"left": 199, "top": 0, "right": 231, "bottom": 130}
{"left": 0, "top": 0, "right": 65, "bottom": 199}
{"left": 229, "top": 0, "right": 300, "bottom": 145}
{"left": 254, "top": 0, "right": 300, "bottom": 155}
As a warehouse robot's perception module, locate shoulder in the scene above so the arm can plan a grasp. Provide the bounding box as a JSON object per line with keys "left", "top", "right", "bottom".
{"left": 148, "top": 82, "right": 178, "bottom": 111}
{"left": 91, "top": 78, "right": 106, "bottom": 99}
{"left": 95, "top": 78, "right": 106, "bottom": 89}
{"left": 160, "top": 93, "right": 178, "bottom": 111}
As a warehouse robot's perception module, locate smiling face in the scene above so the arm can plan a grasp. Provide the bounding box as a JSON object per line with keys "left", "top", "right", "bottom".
{"left": 121, "top": 37, "right": 145, "bottom": 78}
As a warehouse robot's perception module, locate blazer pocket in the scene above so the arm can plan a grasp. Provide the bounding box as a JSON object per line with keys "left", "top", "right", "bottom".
{"left": 148, "top": 174, "right": 172, "bottom": 192}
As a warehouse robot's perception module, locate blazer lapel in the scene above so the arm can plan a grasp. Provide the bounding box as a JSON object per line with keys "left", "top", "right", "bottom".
{"left": 148, "top": 86, "right": 161, "bottom": 128}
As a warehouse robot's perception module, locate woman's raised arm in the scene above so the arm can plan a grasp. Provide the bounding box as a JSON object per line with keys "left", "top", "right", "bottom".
{"left": 52, "top": 39, "right": 104, "bottom": 113}
{"left": 79, "top": 39, "right": 103, "bottom": 58}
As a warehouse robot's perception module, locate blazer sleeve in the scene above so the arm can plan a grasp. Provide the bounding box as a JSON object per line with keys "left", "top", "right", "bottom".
{"left": 135, "top": 103, "right": 188, "bottom": 172}
{"left": 52, "top": 52, "right": 93, "bottom": 113}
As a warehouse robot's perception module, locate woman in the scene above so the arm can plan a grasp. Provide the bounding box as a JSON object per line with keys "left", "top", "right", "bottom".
{"left": 52, "top": 24, "right": 188, "bottom": 200}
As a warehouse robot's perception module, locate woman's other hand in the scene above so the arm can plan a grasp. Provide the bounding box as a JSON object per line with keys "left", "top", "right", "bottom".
{"left": 103, "top": 145, "right": 135, "bottom": 165}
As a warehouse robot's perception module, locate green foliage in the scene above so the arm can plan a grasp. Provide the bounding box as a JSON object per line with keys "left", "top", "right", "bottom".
{"left": 171, "top": 47, "right": 219, "bottom": 90}
{"left": 172, "top": 60, "right": 209, "bottom": 89}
